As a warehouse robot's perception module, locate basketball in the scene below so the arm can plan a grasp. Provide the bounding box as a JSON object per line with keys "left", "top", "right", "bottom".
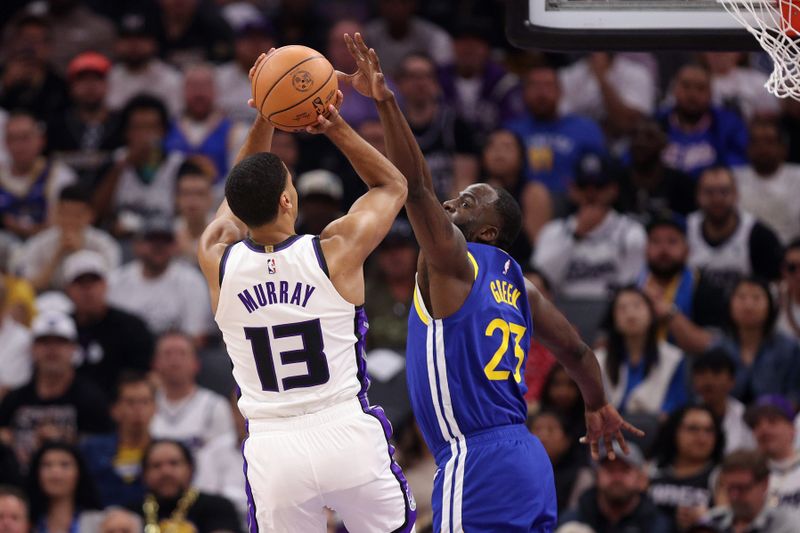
{"left": 252, "top": 45, "right": 339, "bottom": 132}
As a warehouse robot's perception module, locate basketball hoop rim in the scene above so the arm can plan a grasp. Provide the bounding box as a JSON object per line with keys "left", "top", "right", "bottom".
{"left": 505, "top": 1, "right": 762, "bottom": 52}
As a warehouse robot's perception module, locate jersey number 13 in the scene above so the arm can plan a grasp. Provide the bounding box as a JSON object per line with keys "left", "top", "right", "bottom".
{"left": 244, "top": 319, "right": 330, "bottom": 392}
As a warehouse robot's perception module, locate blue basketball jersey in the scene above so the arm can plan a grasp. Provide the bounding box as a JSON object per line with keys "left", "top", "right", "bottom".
{"left": 407, "top": 243, "right": 532, "bottom": 454}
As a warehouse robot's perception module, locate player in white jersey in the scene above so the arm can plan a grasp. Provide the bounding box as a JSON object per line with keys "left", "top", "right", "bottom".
{"left": 197, "top": 52, "right": 415, "bottom": 532}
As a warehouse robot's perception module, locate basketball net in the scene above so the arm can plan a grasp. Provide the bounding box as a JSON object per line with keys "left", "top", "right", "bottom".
{"left": 717, "top": 0, "right": 800, "bottom": 99}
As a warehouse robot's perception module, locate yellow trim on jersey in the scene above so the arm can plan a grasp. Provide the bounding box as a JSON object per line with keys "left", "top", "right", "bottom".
{"left": 467, "top": 252, "right": 479, "bottom": 280}
{"left": 413, "top": 284, "right": 431, "bottom": 325}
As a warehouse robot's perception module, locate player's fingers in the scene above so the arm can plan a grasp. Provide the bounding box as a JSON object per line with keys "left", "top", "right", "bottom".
{"left": 368, "top": 48, "right": 382, "bottom": 72}
{"left": 604, "top": 433, "right": 615, "bottom": 460}
{"left": 622, "top": 421, "right": 646, "bottom": 437}
{"left": 344, "top": 33, "right": 363, "bottom": 62}
{"left": 589, "top": 438, "right": 599, "bottom": 462}
{"left": 333, "top": 89, "right": 344, "bottom": 108}
{"left": 336, "top": 70, "right": 354, "bottom": 85}
{"left": 354, "top": 32, "right": 370, "bottom": 56}
{"left": 615, "top": 430, "right": 630, "bottom": 455}
{"left": 247, "top": 98, "right": 255, "bottom": 109}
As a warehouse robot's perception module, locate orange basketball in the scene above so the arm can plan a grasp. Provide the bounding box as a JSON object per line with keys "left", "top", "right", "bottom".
{"left": 252, "top": 45, "right": 338, "bottom": 132}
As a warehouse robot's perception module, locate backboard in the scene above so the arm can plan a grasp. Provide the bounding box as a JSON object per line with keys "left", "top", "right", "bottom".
{"left": 506, "top": 0, "right": 762, "bottom": 51}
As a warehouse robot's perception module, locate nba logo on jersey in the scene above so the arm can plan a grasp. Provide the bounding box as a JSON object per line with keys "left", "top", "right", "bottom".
{"left": 503, "top": 259, "right": 510, "bottom": 275}
{"left": 267, "top": 258, "right": 277, "bottom": 274}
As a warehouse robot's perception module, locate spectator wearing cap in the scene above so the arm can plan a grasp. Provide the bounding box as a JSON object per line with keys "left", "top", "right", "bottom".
{"left": 215, "top": 14, "right": 274, "bottom": 124}
{"left": 0, "top": 15, "right": 69, "bottom": 120}
{"left": 703, "top": 450, "right": 795, "bottom": 533}
{"left": 108, "top": 217, "right": 212, "bottom": 344}
{"left": 559, "top": 53, "right": 655, "bottom": 153}
{"left": 363, "top": 0, "right": 453, "bottom": 76}
{"left": 557, "top": 442, "right": 670, "bottom": 533}
{"left": 153, "top": 0, "right": 234, "bottom": 69}
{"left": 691, "top": 348, "right": 755, "bottom": 454}
{"left": 107, "top": 13, "right": 184, "bottom": 118}
{"left": 534, "top": 152, "right": 646, "bottom": 303}
{"left": 617, "top": 119, "right": 697, "bottom": 220}
{"left": 47, "top": 51, "right": 124, "bottom": 185}
{"left": 0, "top": 310, "right": 112, "bottom": 467}
{"left": 0, "top": 277, "right": 31, "bottom": 402}
{"left": 63, "top": 250, "right": 154, "bottom": 398}
{"left": 777, "top": 239, "right": 800, "bottom": 340}
{"left": 295, "top": 170, "right": 344, "bottom": 236}
{"left": 92, "top": 95, "right": 184, "bottom": 236}
{"left": 746, "top": 395, "right": 800, "bottom": 517}
{"left": 394, "top": 53, "right": 479, "bottom": 200}
{"left": 164, "top": 63, "right": 247, "bottom": 184}
{"left": 81, "top": 372, "right": 155, "bottom": 508}
{"left": 16, "top": 185, "right": 120, "bottom": 292}
{"left": 734, "top": 119, "right": 800, "bottom": 245}
{"left": 0, "top": 111, "right": 77, "bottom": 239}
{"left": 17, "top": 0, "right": 117, "bottom": 77}
{"left": 658, "top": 64, "right": 748, "bottom": 179}
{"left": 439, "top": 20, "right": 524, "bottom": 143}
{"left": 504, "top": 63, "right": 606, "bottom": 199}
{"left": 638, "top": 214, "right": 727, "bottom": 337}
{"left": 174, "top": 162, "right": 214, "bottom": 266}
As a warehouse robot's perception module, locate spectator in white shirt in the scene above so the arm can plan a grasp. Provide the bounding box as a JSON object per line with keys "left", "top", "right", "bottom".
{"left": 149, "top": 332, "right": 243, "bottom": 510}
{"left": 108, "top": 217, "right": 211, "bottom": 345}
{"left": 691, "top": 348, "right": 755, "bottom": 454}
{"left": 703, "top": 52, "right": 780, "bottom": 120}
{"left": 0, "top": 277, "right": 31, "bottom": 400}
{"left": 363, "top": 0, "right": 453, "bottom": 76}
{"left": 534, "top": 151, "right": 646, "bottom": 301}
{"left": 745, "top": 395, "right": 800, "bottom": 518}
{"left": 16, "top": 185, "right": 121, "bottom": 292}
{"left": 734, "top": 119, "right": 800, "bottom": 245}
{"left": 215, "top": 15, "right": 274, "bottom": 125}
{"left": 107, "top": 13, "right": 183, "bottom": 118}
{"left": 559, "top": 53, "right": 656, "bottom": 152}
{"left": 93, "top": 95, "right": 183, "bottom": 237}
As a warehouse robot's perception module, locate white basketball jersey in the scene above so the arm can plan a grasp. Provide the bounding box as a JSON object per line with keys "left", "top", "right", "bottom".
{"left": 215, "top": 235, "right": 367, "bottom": 420}
{"left": 687, "top": 210, "right": 754, "bottom": 277}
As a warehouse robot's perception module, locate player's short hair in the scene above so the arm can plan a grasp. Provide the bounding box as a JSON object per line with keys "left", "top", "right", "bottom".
{"left": 490, "top": 186, "right": 522, "bottom": 252}
{"left": 58, "top": 184, "right": 91, "bottom": 205}
{"left": 721, "top": 449, "right": 770, "bottom": 482}
{"left": 225, "top": 152, "right": 288, "bottom": 228}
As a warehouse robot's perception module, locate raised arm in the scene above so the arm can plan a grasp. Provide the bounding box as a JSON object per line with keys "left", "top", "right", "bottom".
{"left": 198, "top": 52, "right": 275, "bottom": 311}
{"left": 343, "top": 33, "right": 472, "bottom": 284}
{"left": 525, "top": 279, "right": 644, "bottom": 459}
{"left": 311, "top": 95, "right": 407, "bottom": 304}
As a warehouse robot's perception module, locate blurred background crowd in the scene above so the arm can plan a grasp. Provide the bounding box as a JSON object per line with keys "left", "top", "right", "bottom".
{"left": 0, "top": 1, "right": 799, "bottom": 532}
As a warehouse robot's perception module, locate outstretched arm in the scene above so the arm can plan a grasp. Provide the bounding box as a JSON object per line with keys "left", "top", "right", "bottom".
{"left": 526, "top": 280, "right": 644, "bottom": 460}
{"left": 343, "top": 33, "right": 472, "bottom": 284}
{"left": 198, "top": 52, "right": 275, "bottom": 311}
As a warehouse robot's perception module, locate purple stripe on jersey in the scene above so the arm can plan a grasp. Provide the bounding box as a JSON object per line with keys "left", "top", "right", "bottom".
{"left": 352, "top": 306, "right": 417, "bottom": 533}
{"left": 241, "top": 419, "right": 259, "bottom": 533}
{"left": 243, "top": 234, "right": 302, "bottom": 253}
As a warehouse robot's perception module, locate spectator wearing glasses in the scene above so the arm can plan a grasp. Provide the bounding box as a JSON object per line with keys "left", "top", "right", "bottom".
{"left": 777, "top": 239, "right": 800, "bottom": 340}
{"left": 703, "top": 450, "right": 794, "bottom": 533}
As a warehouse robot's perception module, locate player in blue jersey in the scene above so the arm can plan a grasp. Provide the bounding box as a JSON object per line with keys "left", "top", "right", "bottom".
{"left": 339, "top": 34, "right": 644, "bottom": 532}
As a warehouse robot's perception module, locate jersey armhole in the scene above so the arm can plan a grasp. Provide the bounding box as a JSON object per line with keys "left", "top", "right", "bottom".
{"left": 312, "top": 236, "right": 330, "bottom": 279}
{"left": 218, "top": 241, "right": 239, "bottom": 286}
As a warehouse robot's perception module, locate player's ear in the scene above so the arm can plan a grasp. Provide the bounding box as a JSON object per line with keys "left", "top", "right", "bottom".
{"left": 279, "top": 191, "right": 293, "bottom": 211}
{"left": 477, "top": 224, "right": 499, "bottom": 245}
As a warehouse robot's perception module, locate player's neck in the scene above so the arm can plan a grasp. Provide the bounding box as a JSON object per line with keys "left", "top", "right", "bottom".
{"left": 249, "top": 222, "right": 296, "bottom": 247}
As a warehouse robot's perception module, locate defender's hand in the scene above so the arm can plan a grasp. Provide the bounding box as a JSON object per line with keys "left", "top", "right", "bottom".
{"left": 248, "top": 49, "right": 276, "bottom": 109}
{"left": 338, "top": 32, "right": 393, "bottom": 102}
{"left": 306, "top": 90, "right": 345, "bottom": 135}
{"left": 581, "top": 403, "right": 645, "bottom": 461}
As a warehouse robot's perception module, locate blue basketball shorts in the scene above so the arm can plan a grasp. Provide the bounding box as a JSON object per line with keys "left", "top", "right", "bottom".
{"left": 431, "top": 424, "right": 557, "bottom": 533}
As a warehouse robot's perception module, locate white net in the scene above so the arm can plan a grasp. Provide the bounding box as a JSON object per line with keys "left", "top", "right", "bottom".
{"left": 717, "top": 0, "right": 800, "bottom": 99}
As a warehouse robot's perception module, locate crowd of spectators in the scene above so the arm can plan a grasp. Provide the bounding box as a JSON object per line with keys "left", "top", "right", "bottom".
{"left": 0, "top": 1, "right": 799, "bottom": 532}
